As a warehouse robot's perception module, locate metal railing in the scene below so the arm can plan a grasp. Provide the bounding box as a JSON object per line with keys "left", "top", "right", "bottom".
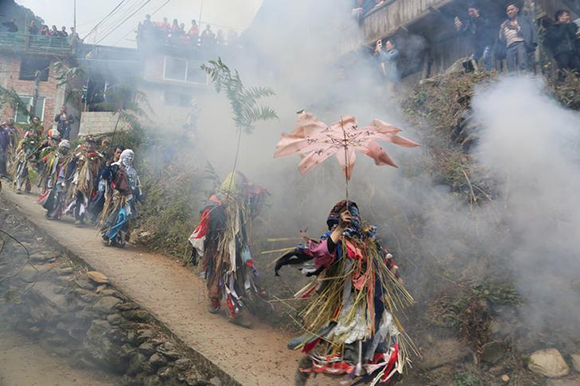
{"left": 0, "top": 32, "right": 74, "bottom": 53}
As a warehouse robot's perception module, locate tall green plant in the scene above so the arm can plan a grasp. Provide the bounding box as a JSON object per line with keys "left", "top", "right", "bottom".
{"left": 201, "top": 57, "right": 277, "bottom": 133}
{"left": 201, "top": 58, "right": 277, "bottom": 187}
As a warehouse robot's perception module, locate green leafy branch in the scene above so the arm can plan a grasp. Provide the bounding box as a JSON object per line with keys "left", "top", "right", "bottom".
{"left": 201, "top": 57, "right": 277, "bottom": 133}
{"left": 0, "top": 85, "right": 32, "bottom": 120}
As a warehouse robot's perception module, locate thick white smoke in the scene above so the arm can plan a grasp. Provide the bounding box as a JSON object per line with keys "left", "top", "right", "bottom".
{"left": 472, "top": 76, "right": 580, "bottom": 336}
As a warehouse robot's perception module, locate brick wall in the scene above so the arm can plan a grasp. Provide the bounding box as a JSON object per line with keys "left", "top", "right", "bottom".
{"left": 0, "top": 54, "right": 64, "bottom": 133}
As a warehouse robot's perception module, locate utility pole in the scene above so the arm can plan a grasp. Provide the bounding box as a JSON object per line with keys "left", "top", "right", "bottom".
{"left": 198, "top": 0, "right": 204, "bottom": 29}
{"left": 74, "top": 0, "right": 77, "bottom": 31}
{"left": 30, "top": 70, "right": 40, "bottom": 120}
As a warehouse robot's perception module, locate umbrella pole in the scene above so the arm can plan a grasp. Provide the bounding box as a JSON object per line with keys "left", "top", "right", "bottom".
{"left": 226, "top": 127, "right": 243, "bottom": 195}
{"left": 341, "top": 117, "right": 349, "bottom": 202}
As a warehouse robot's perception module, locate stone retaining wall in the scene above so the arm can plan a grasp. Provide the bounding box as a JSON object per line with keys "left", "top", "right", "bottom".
{"left": 0, "top": 201, "right": 239, "bottom": 386}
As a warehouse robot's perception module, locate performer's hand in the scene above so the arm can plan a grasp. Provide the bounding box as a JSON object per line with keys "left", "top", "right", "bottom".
{"left": 299, "top": 228, "right": 309, "bottom": 242}
{"left": 338, "top": 210, "right": 352, "bottom": 229}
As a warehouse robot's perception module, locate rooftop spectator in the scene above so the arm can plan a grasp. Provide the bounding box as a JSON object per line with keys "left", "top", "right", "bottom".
{"left": 157, "top": 17, "right": 170, "bottom": 32}
{"left": 51, "top": 25, "right": 59, "bottom": 36}
{"left": 171, "top": 19, "right": 179, "bottom": 32}
{"left": 60, "top": 26, "right": 68, "bottom": 38}
{"left": 546, "top": 9, "right": 580, "bottom": 74}
{"left": 200, "top": 24, "right": 216, "bottom": 48}
{"left": 216, "top": 29, "right": 225, "bottom": 45}
{"left": 352, "top": 0, "right": 374, "bottom": 20}
{"left": 188, "top": 20, "right": 199, "bottom": 37}
{"left": 40, "top": 25, "right": 49, "bottom": 36}
{"left": 499, "top": 2, "right": 537, "bottom": 73}
{"left": 28, "top": 21, "right": 39, "bottom": 35}
{"left": 2, "top": 18, "right": 18, "bottom": 33}
{"left": 454, "top": 3, "right": 494, "bottom": 71}
{"left": 69, "top": 26, "right": 80, "bottom": 41}
{"left": 143, "top": 14, "right": 153, "bottom": 29}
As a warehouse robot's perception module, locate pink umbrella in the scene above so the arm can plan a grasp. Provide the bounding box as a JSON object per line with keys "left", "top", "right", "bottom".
{"left": 274, "top": 111, "right": 420, "bottom": 182}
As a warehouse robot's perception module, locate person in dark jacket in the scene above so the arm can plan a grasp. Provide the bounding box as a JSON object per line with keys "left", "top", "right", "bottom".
{"left": 546, "top": 9, "right": 580, "bottom": 74}
{"left": 454, "top": 3, "right": 495, "bottom": 71}
{"left": 28, "top": 21, "right": 39, "bottom": 35}
{"left": 0, "top": 122, "right": 9, "bottom": 178}
{"left": 499, "top": 2, "right": 538, "bottom": 73}
{"left": 2, "top": 18, "right": 18, "bottom": 33}
{"left": 54, "top": 106, "right": 74, "bottom": 140}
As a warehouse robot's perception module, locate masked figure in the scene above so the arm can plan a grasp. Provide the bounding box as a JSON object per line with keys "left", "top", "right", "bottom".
{"left": 39, "top": 140, "right": 73, "bottom": 219}
{"left": 188, "top": 171, "right": 268, "bottom": 328}
{"left": 100, "top": 149, "right": 142, "bottom": 248}
{"left": 276, "top": 200, "right": 415, "bottom": 385}
{"left": 11, "top": 124, "right": 42, "bottom": 194}
{"left": 64, "top": 136, "right": 105, "bottom": 225}
{"left": 36, "top": 129, "right": 62, "bottom": 194}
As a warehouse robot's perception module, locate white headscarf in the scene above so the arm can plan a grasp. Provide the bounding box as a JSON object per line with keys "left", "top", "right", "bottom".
{"left": 120, "top": 149, "right": 138, "bottom": 189}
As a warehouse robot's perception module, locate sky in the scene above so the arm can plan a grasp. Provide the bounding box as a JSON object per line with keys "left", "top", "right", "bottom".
{"left": 16, "top": 0, "right": 264, "bottom": 47}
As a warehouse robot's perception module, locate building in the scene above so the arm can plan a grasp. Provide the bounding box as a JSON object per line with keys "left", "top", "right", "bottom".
{"left": 0, "top": 31, "right": 79, "bottom": 133}
{"left": 343, "top": 0, "right": 580, "bottom": 83}
{"left": 75, "top": 29, "right": 239, "bottom": 136}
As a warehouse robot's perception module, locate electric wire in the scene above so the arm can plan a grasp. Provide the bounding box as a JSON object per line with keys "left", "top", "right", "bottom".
{"left": 82, "top": 0, "right": 129, "bottom": 41}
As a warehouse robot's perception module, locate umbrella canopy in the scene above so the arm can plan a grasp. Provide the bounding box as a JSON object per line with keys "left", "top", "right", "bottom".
{"left": 274, "top": 111, "right": 420, "bottom": 179}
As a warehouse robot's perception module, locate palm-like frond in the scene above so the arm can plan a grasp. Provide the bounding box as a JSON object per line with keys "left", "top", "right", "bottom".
{"left": 201, "top": 57, "right": 278, "bottom": 133}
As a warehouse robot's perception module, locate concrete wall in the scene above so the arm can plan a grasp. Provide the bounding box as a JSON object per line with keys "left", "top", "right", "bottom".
{"left": 78, "top": 112, "right": 131, "bottom": 137}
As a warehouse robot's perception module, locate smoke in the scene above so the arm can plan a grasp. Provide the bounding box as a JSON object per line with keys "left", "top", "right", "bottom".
{"left": 132, "top": 0, "right": 579, "bottom": 344}
{"left": 471, "top": 76, "right": 580, "bottom": 337}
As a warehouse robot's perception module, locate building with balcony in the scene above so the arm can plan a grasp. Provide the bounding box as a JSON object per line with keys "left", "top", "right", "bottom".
{"left": 0, "top": 31, "right": 79, "bottom": 133}
{"left": 344, "top": 0, "right": 580, "bottom": 83}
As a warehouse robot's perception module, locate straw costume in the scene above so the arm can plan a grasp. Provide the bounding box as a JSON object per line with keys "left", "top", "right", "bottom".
{"left": 188, "top": 172, "right": 267, "bottom": 327}
{"left": 99, "top": 149, "right": 142, "bottom": 248}
{"left": 276, "top": 200, "right": 415, "bottom": 385}
{"left": 38, "top": 140, "right": 73, "bottom": 219}
{"left": 64, "top": 136, "right": 105, "bottom": 225}
{"left": 11, "top": 126, "right": 42, "bottom": 193}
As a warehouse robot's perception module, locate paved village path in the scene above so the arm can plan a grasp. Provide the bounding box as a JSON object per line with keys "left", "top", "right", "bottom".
{"left": 1, "top": 187, "right": 333, "bottom": 386}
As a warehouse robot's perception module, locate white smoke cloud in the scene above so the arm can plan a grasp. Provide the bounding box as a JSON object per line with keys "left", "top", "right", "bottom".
{"left": 471, "top": 76, "right": 580, "bottom": 336}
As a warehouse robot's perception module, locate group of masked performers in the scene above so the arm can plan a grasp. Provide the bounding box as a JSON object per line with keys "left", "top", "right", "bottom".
{"left": 4, "top": 122, "right": 141, "bottom": 249}
{"left": 7, "top": 120, "right": 416, "bottom": 385}
{"left": 188, "top": 175, "right": 414, "bottom": 384}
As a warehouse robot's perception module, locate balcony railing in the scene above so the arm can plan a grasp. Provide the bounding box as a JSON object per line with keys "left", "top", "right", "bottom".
{"left": 0, "top": 32, "right": 74, "bottom": 54}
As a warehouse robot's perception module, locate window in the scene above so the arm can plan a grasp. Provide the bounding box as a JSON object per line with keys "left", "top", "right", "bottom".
{"left": 19, "top": 56, "right": 50, "bottom": 81}
{"left": 164, "top": 91, "right": 192, "bottom": 107}
{"left": 163, "top": 56, "right": 207, "bottom": 85}
{"left": 14, "top": 96, "right": 45, "bottom": 123}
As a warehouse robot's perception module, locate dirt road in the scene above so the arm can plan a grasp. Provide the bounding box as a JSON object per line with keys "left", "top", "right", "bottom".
{"left": 0, "top": 187, "right": 332, "bottom": 386}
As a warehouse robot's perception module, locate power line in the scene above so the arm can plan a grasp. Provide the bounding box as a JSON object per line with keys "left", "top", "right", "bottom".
{"left": 95, "top": 0, "right": 155, "bottom": 45}
{"left": 82, "top": 0, "right": 129, "bottom": 40}
{"left": 95, "top": 0, "right": 145, "bottom": 41}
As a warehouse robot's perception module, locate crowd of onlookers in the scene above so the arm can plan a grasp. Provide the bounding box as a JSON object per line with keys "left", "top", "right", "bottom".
{"left": 2, "top": 18, "right": 79, "bottom": 39}
{"left": 366, "top": 1, "right": 580, "bottom": 86}
{"left": 137, "top": 15, "right": 239, "bottom": 50}
{"left": 456, "top": 3, "right": 580, "bottom": 75}
{"left": 1, "top": 17, "right": 81, "bottom": 44}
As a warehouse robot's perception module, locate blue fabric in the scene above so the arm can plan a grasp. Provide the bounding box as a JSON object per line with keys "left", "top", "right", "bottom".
{"left": 105, "top": 207, "right": 130, "bottom": 240}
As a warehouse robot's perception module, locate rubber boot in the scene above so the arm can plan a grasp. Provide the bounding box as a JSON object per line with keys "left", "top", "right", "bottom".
{"left": 207, "top": 298, "right": 220, "bottom": 314}
{"left": 295, "top": 356, "right": 312, "bottom": 386}
{"left": 230, "top": 310, "right": 252, "bottom": 329}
